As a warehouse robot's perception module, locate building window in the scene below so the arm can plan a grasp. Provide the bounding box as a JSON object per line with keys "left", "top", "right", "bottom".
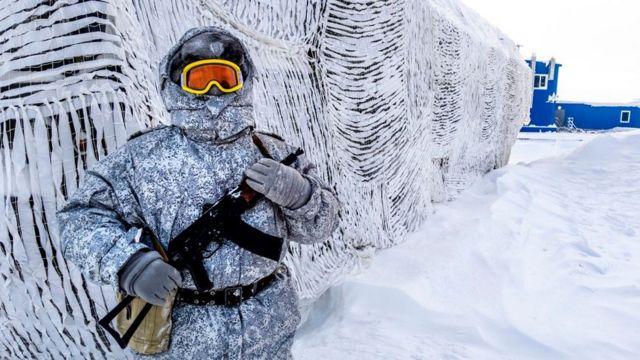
{"left": 534, "top": 74, "right": 548, "bottom": 90}
{"left": 620, "top": 111, "right": 631, "bottom": 124}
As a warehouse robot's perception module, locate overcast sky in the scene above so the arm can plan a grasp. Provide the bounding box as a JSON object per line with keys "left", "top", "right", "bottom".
{"left": 461, "top": 0, "right": 640, "bottom": 103}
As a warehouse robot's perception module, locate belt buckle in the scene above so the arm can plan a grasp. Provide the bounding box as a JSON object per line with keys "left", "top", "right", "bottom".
{"left": 224, "top": 286, "right": 242, "bottom": 307}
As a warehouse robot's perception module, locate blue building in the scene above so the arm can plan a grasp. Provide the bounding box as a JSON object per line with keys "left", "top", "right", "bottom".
{"left": 557, "top": 101, "right": 640, "bottom": 130}
{"left": 522, "top": 57, "right": 640, "bottom": 132}
{"left": 524, "top": 58, "right": 562, "bottom": 131}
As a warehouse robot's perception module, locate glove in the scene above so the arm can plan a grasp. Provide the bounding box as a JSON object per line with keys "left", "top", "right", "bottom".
{"left": 245, "top": 158, "right": 312, "bottom": 209}
{"left": 118, "top": 250, "right": 182, "bottom": 306}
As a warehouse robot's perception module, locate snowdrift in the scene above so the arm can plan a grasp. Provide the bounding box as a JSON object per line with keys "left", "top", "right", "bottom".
{"left": 294, "top": 131, "right": 640, "bottom": 359}
{"left": 0, "top": 0, "right": 531, "bottom": 357}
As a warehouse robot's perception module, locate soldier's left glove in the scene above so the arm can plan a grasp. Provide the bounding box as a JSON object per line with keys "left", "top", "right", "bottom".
{"left": 118, "top": 250, "right": 182, "bottom": 306}
{"left": 245, "top": 158, "right": 312, "bottom": 209}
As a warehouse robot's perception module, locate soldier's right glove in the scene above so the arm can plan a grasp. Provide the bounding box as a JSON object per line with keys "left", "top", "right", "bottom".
{"left": 118, "top": 250, "right": 182, "bottom": 306}
{"left": 245, "top": 158, "right": 312, "bottom": 210}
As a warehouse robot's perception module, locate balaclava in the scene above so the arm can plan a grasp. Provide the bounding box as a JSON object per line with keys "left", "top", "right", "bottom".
{"left": 159, "top": 27, "right": 256, "bottom": 142}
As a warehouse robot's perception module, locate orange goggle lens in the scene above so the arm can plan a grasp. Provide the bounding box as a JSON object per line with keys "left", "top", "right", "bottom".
{"left": 181, "top": 59, "right": 243, "bottom": 94}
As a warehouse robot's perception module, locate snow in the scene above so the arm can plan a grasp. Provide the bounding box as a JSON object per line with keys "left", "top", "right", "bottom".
{"left": 293, "top": 130, "right": 640, "bottom": 359}
{"left": 509, "top": 132, "right": 598, "bottom": 163}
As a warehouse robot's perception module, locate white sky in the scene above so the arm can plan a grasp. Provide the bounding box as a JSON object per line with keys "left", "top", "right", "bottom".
{"left": 460, "top": 0, "right": 640, "bottom": 103}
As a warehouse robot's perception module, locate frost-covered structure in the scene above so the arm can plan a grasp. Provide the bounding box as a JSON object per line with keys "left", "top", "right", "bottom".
{"left": 0, "top": 0, "right": 531, "bottom": 358}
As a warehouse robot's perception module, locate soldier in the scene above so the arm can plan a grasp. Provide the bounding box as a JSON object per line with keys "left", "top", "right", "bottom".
{"left": 57, "top": 26, "right": 340, "bottom": 359}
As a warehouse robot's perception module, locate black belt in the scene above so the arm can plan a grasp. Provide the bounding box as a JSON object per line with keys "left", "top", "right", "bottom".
{"left": 176, "top": 265, "right": 287, "bottom": 307}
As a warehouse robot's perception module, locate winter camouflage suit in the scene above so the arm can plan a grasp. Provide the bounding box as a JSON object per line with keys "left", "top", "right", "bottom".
{"left": 57, "top": 27, "right": 340, "bottom": 359}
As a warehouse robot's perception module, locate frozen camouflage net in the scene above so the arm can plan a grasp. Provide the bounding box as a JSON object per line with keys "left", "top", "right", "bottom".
{"left": 0, "top": 0, "right": 531, "bottom": 358}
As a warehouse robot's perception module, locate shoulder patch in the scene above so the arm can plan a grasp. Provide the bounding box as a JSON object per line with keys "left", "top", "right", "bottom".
{"left": 127, "top": 125, "right": 170, "bottom": 142}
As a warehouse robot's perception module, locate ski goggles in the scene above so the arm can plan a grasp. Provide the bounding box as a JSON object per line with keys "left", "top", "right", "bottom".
{"left": 180, "top": 59, "right": 244, "bottom": 95}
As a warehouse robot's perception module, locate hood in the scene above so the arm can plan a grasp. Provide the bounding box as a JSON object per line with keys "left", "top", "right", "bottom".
{"left": 158, "top": 27, "right": 256, "bottom": 141}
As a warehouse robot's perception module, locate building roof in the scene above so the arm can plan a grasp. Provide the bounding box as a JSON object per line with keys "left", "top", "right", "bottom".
{"left": 557, "top": 100, "right": 640, "bottom": 108}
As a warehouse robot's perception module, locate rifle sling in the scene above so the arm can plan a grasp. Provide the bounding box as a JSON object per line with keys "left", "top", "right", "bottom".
{"left": 222, "top": 216, "right": 284, "bottom": 261}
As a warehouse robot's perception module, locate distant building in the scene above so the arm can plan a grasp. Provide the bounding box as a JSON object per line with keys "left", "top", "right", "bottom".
{"left": 525, "top": 58, "right": 562, "bottom": 131}
{"left": 556, "top": 101, "right": 639, "bottom": 130}
{"left": 522, "top": 57, "right": 640, "bottom": 132}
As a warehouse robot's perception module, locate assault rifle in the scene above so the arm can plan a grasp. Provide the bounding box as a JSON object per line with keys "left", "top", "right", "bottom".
{"left": 99, "top": 147, "right": 303, "bottom": 349}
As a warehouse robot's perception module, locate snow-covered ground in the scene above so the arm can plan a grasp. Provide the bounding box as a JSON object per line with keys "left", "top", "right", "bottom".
{"left": 293, "top": 130, "right": 640, "bottom": 359}
{"left": 509, "top": 132, "right": 598, "bottom": 163}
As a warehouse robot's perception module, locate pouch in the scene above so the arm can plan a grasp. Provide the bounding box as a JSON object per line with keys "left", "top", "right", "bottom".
{"left": 115, "top": 292, "right": 174, "bottom": 354}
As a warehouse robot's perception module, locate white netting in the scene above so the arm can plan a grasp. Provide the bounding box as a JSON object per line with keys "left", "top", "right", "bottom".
{"left": 0, "top": 0, "right": 531, "bottom": 357}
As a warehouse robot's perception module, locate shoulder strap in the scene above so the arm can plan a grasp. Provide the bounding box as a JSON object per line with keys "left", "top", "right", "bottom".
{"left": 127, "top": 125, "right": 169, "bottom": 141}
{"left": 251, "top": 132, "right": 273, "bottom": 159}
{"left": 251, "top": 130, "right": 304, "bottom": 166}
{"left": 252, "top": 130, "right": 284, "bottom": 141}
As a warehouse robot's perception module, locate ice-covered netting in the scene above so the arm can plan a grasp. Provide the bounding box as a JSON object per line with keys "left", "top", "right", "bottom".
{"left": 0, "top": 0, "right": 531, "bottom": 358}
